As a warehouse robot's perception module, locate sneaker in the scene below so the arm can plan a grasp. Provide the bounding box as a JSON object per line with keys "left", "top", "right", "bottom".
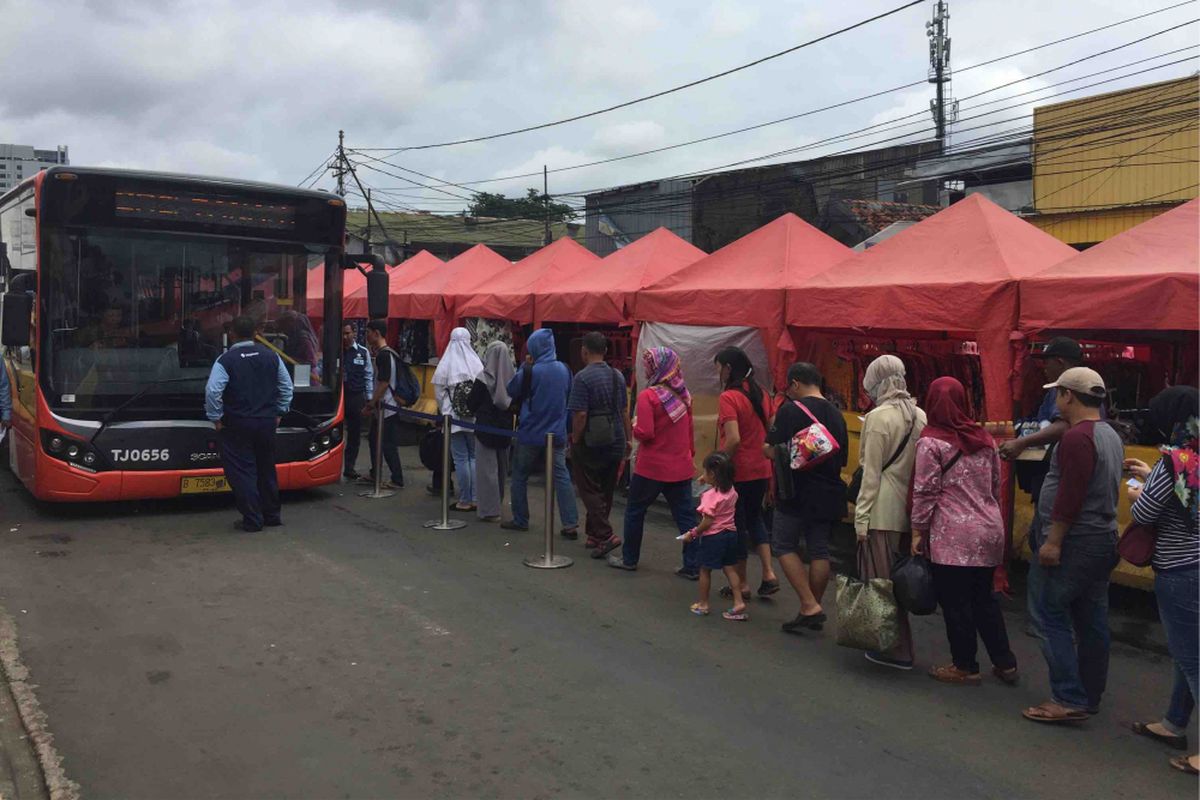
{"left": 500, "top": 521, "right": 529, "bottom": 532}
{"left": 606, "top": 554, "right": 636, "bottom": 571}
{"left": 233, "top": 520, "right": 263, "bottom": 533}
{"left": 560, "top": 527, "right": 579, "bottom": 541}
{"left": 865, "top": 651, "right": 914, "bottom": 671}
{"left": 591, "top": 538, "right": 621, "bottom": 559}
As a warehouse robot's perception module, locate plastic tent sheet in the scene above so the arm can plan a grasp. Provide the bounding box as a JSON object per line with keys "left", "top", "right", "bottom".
{"left": 638, "top": 322, "right": 771, "bottom": 463}
{"left": 636, "top": 213, "right": 851, "bottom": 388}
{"left": 789, "top": 195, "right": 1076, "bottom": 420}
{"left": 391, "top": 244, "right": 511, "bottom": 350}
{"left": 455, "top": 237, "right": 600, "bottom": 325}
{"left": 538, "top": 228, "right": 706, "bottom": 325}
{"left": 1020, "top": 198, "right": 1199, "bottom": 333}
{"left": 343, "top": 250, "right": 443, "bottom": 319}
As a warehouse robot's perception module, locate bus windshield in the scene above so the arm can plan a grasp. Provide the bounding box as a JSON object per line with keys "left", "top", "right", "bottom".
{"left": 40, "top": 227, "right": 328, "bottom": 410}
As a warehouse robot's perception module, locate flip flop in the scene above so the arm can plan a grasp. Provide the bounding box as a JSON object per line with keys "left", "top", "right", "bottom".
{"left": 1132, "top": 722, "right": 1188, "bottom": 750}
{"left": 722, "top": 609, "right": 749, "bottom": 621}
{"left": 1022, "top": 702, "right": 1088, "bottom": 724}
{"left": 689, "top": 604, "right": 710, "bottom": 616}
{"left": 1170, "top": 755, "right": 1199, "bottom": 775}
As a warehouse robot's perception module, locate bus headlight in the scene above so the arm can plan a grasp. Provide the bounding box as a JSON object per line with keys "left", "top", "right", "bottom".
{"left": 82, "top": 452, "right": 97, "bottom": 466}
{"left": 49, "top": 437, "right": 64, "bottom": 452}
{"left": 308, "top": 442, "right": 319, "bottom": 454}
{"left": 330, "top": 427, "right": 342, "bottom": 442}
{"left": 66, "top": 445, "right": 80, "bottom": 459}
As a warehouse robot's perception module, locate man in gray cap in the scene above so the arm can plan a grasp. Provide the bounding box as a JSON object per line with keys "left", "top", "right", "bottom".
{"left": 1021, "top": 366, "right": 1122, "bottom": 725}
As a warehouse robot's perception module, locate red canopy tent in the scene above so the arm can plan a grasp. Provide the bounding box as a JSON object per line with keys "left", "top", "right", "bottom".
{"left": 392, "top": 244, "right": 512, "bottom": 351}
{"left": 635, "top": 213, "right": 852, "bottom": 387}
{"left": 538, "top": 227, "right": 706, "bottom": 325}
{"left": 306, "top": 262, "right": 371, "bottom": 322}
{"left": 454, "top": 237, "right": 600, "bottom": 326}
{"left": 343, "top": 250, "right": 443, "bottom": 319}
{"left": 1020, "top": 198, "right": 1200, "bottom": 334}
{"left": 787, "top": 194, "right": 1077, "bottom": 421}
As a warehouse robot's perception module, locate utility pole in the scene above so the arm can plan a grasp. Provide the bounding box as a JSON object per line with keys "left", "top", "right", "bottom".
{"left": 364, "top": 188, "right": 372, "bottom": 254}
{"left": 543, "top": 165, "right": 551, "bottom": 246}
{"left": 926, "top": 0, "right": 956, "bottom": 148}
{"left": 335, "top": 129, "right": 346, "bottom": 197}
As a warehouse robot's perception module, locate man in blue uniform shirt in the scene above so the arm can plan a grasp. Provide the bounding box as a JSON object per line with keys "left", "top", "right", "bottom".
{"left": 341, "top": 323, "right": 374, "bottom": 481}
{"left": 205, "top": 315, "right": 294, "bottom": 532}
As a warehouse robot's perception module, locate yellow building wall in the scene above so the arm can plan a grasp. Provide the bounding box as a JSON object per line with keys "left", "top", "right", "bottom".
{"left": 1030, "top": 76, "right": 1199, "bottom": 245}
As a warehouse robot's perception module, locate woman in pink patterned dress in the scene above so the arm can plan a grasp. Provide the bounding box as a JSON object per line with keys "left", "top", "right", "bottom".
{"left": 911, "top": 377, "right": 1018, "bottom": 687}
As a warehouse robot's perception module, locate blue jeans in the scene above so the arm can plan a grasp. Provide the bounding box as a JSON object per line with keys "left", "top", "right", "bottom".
{"left": 1027, "top": 531, "right": 1119, "bottom": 711}
{"left": 1157, "top": 565, "right": 1199, "bottom": 730}
{"left": 510, "top": 444, "right": 578, "bottom": 529}
{"left": 619, "top": 474, "right": 697, "bottom": 569}
{"left": 450, "top": 432, "right": 476, "bottom": 505}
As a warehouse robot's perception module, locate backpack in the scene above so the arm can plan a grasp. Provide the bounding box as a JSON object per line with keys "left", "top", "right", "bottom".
{"left": 449, "top": 380, "right": 474, "bottom": 419}
{"left": 380, "top": 347, "right": 419, "bottom": 407}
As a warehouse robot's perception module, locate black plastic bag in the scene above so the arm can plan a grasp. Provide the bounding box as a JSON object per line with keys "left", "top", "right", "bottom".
{"left": 891, "top": 554, "right": 937, "bottom": 616}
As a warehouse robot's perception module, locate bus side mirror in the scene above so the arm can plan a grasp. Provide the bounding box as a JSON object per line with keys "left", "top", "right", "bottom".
{"left": 2, "top": 292, "right": 32, "bottom": 347}
{"left": 342, "top": 253, "right": 389, "bottom": 320}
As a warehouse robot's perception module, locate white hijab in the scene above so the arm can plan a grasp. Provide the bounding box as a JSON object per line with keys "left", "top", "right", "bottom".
{"left": 863, "top": 354, "right": 918, "bottom": 420}
{"left": 433, "top": 327, "right": 484, "bottom": 387}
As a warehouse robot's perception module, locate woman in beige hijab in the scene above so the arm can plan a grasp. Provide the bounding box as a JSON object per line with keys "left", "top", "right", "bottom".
{"left": 856, "top": 354, "right": 927, "bottom": 670}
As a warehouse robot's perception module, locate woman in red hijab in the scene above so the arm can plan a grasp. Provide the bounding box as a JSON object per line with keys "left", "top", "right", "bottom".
{"left": 911, "top": 377, "right": 1017, "bottom": 686}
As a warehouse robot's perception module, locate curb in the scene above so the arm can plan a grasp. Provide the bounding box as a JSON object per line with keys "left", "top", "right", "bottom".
{"left": 0, "top": 611, "right": 79, "bottom": 800}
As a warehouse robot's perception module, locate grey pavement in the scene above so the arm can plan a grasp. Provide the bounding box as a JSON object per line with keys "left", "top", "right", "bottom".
{"left": 0, "top": 453, "right": 1194, "bottom": 800}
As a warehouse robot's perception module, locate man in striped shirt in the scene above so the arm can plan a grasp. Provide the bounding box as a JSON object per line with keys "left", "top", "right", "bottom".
{"left": 1023, "top": 367, "right": 1122, "bottom": 725}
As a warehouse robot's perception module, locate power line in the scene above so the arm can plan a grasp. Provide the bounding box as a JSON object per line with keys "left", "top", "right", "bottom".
{"left": 351, "top": 0, "right": 1198, "bottom": 180}
{"left": 354, "top": 1, "right": 925, "bottom": 152}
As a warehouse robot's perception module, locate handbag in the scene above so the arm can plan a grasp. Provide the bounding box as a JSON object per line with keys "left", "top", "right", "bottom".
{"left": 891, "top": 554, "right": 937, "bottom": 616}
{"left": 1117, "top": 520, "right": 1157, "bottom": 567}
{"left": 788, "top": 400, "right": 841, "bottom": 471}
{"left": 835, "top": 543, "right": 901, "bottom": 652}
{"left": 846, "top": 420, "right": 914, "bottom": 504}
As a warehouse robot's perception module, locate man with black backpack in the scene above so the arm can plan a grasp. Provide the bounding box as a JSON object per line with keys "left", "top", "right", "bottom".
{"left": 363, "top": 320, "right": 418, "bottom": 490}
{"left": 568, "top": 332, "right": 630, "bottom": 558}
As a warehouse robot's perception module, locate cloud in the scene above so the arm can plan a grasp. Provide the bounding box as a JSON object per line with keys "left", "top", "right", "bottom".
{"left": 591, "top": 121, "right": 667, "bottom": 155}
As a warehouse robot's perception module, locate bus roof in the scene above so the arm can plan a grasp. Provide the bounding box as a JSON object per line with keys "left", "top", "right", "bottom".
{"left": 1, "top": 165, "right": 340, "bottom": 207}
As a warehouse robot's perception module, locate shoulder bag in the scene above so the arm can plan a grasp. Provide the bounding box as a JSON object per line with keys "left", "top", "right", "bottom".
{"left": 583, "top": 367, "right": 625, "bottom": 449}
{"left": 788, "top": 399, "right": 841, "bottom": 471}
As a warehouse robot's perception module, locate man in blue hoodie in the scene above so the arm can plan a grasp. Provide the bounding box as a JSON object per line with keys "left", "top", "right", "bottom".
{"left": 501, "top": 328, "right": 579, "bottom": 535}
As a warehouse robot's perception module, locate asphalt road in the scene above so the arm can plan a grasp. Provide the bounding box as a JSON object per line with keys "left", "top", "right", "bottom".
{"left": 0, "top": 457, "right": 1193, "bottom": 799}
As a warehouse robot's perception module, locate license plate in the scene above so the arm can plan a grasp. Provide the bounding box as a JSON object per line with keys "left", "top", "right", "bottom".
{"left": 181, "top": 476, "right": 231, "bottom": 494}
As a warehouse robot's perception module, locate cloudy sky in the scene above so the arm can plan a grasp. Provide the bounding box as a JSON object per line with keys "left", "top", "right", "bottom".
{"left": 1, "top": 0, "right": 1195, "bottom": 212}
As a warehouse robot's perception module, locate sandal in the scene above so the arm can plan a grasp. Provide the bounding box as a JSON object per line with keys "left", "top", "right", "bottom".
{"left": 1022, "top": 701, "right": 1088, "bottom": 724}
{"left": 689, "top": 603, "right": 710, "bottom": 616}
{"left": 722, "top": 609, "right": 749, "bottom": 621}
{"left": 992, "top": 666, "right": 1020, "bottom": 686}
{"left": 928, "top": 664, "right": 982, "bottom": 686}
{"left": 1132, "top": 722, "right": 1188, "bottom": 751}
{"left": 453, "top": 503, "right": 476, "bottom": 512}
{"left": 1170, "top": 755, "right": 1199, "bottom": 775}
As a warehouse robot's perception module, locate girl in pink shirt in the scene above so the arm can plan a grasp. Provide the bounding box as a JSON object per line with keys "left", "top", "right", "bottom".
{"left": 682, "top": 453, "right": 748, "bottom": 620}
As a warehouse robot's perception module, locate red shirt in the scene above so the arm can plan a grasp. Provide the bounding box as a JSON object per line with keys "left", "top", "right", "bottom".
{"left": 718, "top": 388, "right": 772, "bottom": 482}
{"left": 632, "top": 389, "right": 695, "bottom": 483}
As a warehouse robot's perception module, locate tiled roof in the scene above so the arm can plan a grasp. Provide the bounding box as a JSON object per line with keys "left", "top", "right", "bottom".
{"left": 832, "top": 198, "right": 941, "bottom": 235}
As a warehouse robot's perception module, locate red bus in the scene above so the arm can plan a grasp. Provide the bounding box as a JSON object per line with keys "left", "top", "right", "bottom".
{"left": 0, "top": 166, "right": 380, "bottom": 501}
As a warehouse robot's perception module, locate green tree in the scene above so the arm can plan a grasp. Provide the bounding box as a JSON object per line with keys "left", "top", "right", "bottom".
{"left": 467, "top": 189, "right": 575, "bottom": 222}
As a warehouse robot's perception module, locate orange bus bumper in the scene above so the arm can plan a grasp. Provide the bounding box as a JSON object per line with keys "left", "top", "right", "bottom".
{"left": 27, "top": 443, "right": 344, "bottom": 502}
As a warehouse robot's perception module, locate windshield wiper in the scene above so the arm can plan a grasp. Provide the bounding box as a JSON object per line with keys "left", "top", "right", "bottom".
{"left": 88, "top": 377, "right": 208, "bottom": 444}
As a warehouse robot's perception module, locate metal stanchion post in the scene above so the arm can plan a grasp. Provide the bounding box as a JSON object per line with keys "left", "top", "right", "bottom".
{"left": 360, "top": 406, "right": 395, "bottom": 499}
{"left": 524, "top": 432, "right": 572, "bottom": 569}
{"left": 425, "top": 414, "right": 466, "bottom": 530}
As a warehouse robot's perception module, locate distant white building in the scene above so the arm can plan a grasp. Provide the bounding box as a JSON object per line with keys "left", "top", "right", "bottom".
{"left": 0, "top": 144, "right": 69, "bottom": 193}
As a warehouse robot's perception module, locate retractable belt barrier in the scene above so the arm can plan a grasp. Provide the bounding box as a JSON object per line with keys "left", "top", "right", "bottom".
{"left": 365, "top": 404, "right": 571, "bottom": 568}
